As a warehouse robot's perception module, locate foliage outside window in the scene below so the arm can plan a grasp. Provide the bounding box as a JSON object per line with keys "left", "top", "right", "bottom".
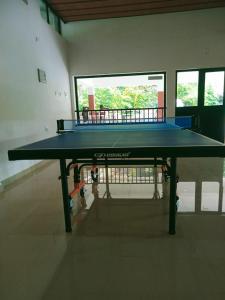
{"left": 204, "top": 72, "right": 224, "bottom": 106}
{"left": 78, "top": 86, "right": 159, "bottom": 110}
{"left": 176, "top": 71, "right": 199, "bottom": 107}
{"left": 77, "top": 74, "right": 165, "bottom": 110}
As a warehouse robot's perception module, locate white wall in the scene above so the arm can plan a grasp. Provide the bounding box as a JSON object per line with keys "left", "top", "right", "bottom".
{"left": 0, "top": 0, "right": 72, "bottom": 183}
{"left": 64, "top": 7, "right": 225, "bottom": 116}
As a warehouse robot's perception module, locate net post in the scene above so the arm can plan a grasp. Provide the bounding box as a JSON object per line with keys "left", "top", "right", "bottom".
{"left": 105, "top": 158, "right": 111, "bottom": 198}
{"left": 59, "top": 159, "right": 72, "bottom": 232}
{"left": 57, "top": 119, "right": 64, "bottom": 133}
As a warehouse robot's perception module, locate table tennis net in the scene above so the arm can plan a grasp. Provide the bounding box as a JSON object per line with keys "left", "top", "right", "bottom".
{"left": 57, "top": 116, "right": 193, "bottom": 132}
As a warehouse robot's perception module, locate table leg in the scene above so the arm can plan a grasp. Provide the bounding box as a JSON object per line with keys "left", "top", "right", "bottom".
{"left": 169, "top": 158, "right": 177, "bottom": 234}
{"left": 59, "top": 159, "right": 72, "bottom": 232}
{"left": 105, "top": 158, "right": 111, "bottom": 198}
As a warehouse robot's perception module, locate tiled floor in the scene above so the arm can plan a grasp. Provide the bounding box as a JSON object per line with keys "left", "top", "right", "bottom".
{"left": 0, "top": 158, "right": 225, "bottom": 300}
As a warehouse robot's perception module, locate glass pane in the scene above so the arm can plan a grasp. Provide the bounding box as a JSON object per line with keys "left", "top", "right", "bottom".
{"left": 77, "top": 74, "right": 165, "bottom": 110}
{"left": 204, "top": 71, "right": 224, "bottom": 106}
{"left": 48, "top": 9, "right": 59, "bottom": 31}
{"left": 177, "top": 182, "right": 195, "bottom": 212}
{"left": 54, "top": 15, "right": 60, "bottom": 33}
{"left": 176, "top": 71, "right": 199, "bottom": 107}
{"left": 58, "top": 19, "right": 62, "bottom": 35}
{"left": 201, "top": 182, "right": 219, "bottom": 211}
{"left": 48, "top": 9, "right": 54, "bottom": 26}
{"left": 39, "top": 0, "right": 47, "bottom": 22}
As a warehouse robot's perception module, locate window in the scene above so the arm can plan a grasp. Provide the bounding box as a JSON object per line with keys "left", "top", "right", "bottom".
{"left": 39, "top": 0, "right": 47, "bottom": 22}
{"left": 76, "top": 73, "right": 165, "bottom": 110}
{"left": 39, "top": 0, "right": 62, "bottom": 35}
{"left": 204, "top": 71, "right": 224, "bottom": 106}
{"left": 75, "top": 73, "right": 166, "bottom": 124}
{"left": 176, "top": 71, "right": 199, "bottom": 107}
{"left": 49, "top": 8, "right": 61, "bottom": 33}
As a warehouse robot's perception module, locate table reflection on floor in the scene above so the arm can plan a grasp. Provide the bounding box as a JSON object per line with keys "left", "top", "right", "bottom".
{"left": 71, "top": 157, "right": 225, "bottom": 237}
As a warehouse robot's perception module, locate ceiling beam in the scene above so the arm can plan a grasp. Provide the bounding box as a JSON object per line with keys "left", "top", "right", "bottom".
{"left": 64, "top": 2, "right": 225, "bottom": 22}
{"left": 58, "top": 0, "right": 225, "bottom": 17}
{"left": 49, "top": 0, "right": 225, "bottom": 11}
{"left": 46, "top": 0, "right": 225, "bottom": 22}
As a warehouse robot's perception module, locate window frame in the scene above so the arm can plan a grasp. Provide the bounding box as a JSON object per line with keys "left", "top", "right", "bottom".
{"left": 175, "top": 67, "right": 225, "bottom": 109}
{"left": 39, "top": 0, "right": 63, "bottom": 35}
{"left": 176, "top": 70, "right": 199, "bottom": 108}
{"left": 74, "top": 71, "right": 167, "bottom": 121}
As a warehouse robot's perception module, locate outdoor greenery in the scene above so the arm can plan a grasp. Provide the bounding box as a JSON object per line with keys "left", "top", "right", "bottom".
{"left": 78, "top": 85, "right": 158, "bottom": 110}
{"left": 177, "top": 83, "right": 198, "bottom": 106}
{"left": 205, "top": 85, "right": 223, "bottom": 106}
{"left": 177, "top": 83, "right": 223, "bottom": 106}
{"left": 78, "top": 82, "right": 222, "bottom": 110}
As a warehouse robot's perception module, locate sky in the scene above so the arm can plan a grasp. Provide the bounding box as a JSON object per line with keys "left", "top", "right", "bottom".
{"left": 78, "top": 73, "right": 165, "bottom": 91}
{"left": 178, "top": 71, "right": 224, "bottom": 95}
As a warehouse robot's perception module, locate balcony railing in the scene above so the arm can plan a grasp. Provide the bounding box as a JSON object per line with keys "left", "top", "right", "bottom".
{"left": 75, "top": 107, "right": 165, "bottom": 125}
{"left": 82, "top": 167, "right": 163, "bottom": 184}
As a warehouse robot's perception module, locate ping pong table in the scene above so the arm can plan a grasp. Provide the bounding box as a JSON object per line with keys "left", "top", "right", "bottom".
{"left": 8, "top": 118, "right": 225, "bottom": 234}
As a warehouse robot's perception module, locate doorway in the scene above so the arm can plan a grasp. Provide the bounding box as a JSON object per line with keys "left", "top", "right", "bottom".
{"left": 176, "top": 68, "right": 225, "bottom": 142}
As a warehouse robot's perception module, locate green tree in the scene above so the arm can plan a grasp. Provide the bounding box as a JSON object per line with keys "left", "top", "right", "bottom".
{"left": 177, "top": 83, "right": 197, "bottom": 106}
{"left": 78, "top": 85, "right": 159, "bottom": 110}
{"left": 205, "top": 85, "right": 223, "bottom": 106}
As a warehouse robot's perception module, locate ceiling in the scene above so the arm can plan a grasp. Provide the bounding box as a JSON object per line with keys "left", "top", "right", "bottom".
{"left": 46, "top": 0, "right": 225, "bottom": 23}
